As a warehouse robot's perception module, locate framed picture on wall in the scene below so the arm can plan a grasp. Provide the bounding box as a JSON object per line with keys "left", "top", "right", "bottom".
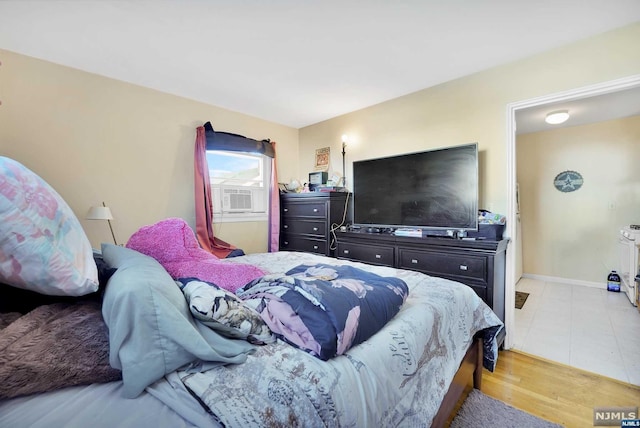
{"left": 314, "top": 147, "right": 330, "bottom": 171}
{"left": 553, "top": 170, "right": 583, "bottom": 193}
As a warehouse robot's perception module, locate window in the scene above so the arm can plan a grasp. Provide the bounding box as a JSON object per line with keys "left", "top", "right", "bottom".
{"left": 206, "top": 150, "right": 271, "bottom": 222}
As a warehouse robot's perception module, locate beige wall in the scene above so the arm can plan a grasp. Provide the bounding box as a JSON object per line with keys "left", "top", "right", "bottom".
{"left": 2, "top": 23, "right": 639, "bottom": 258}
{"left": 517, "top": 115, "right": 640, "bottom": 283}
{"left": 0, "top": 49, "right": 299, "bottom": 253}
{"left": 299, "top": 23, "right": 640, "bottom": 218}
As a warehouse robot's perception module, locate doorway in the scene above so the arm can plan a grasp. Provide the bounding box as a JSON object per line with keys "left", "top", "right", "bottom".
{"left": 504, "top": 73, "right": 640, "bottom": 352}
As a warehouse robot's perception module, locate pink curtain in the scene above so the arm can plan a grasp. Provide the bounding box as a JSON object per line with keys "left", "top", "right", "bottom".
{"left": 268, "top": 142, "right": 280, "bottom": 252}
{"left": 194, "top": 126, "right": 280, "bottom": 255}
{"left": 194, "top": 126, "right": 236, "bottom": 258}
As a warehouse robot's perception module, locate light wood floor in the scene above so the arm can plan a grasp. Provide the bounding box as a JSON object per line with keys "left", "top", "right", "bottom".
{"left": 481, "top": 350, "right": 640, "bottom": 427}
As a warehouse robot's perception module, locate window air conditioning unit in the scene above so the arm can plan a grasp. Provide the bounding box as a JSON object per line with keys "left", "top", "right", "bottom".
{"left": 222, "top": 188, "right": 253, "bottom": 212}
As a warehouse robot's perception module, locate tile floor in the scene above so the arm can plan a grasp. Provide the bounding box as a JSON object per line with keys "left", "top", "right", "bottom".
{"left": 514, "top": 277, "right": 640, "bottom": 386}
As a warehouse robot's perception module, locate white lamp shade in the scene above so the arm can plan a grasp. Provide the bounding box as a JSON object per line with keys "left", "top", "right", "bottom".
{"left": 86, "top": 206, "right": 114, "bottom": 220}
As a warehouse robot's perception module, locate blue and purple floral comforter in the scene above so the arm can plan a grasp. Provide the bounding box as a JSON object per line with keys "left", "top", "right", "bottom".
{"left": 236, "top": 263, "right": 409, "bottom": 360}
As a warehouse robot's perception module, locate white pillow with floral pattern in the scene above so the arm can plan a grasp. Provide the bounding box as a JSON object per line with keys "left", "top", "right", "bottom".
{"left": 0, "top": 157, "right": 98, "bottom": 296}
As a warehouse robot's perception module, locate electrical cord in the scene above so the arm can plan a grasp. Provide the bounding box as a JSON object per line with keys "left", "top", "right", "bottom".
{"left": 329, "top": 192, "right": 351, "bottom": 251}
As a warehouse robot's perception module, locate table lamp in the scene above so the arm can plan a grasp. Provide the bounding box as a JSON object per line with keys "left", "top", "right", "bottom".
{"left": 86, "top": 202, "right": 117, "bottom": 245}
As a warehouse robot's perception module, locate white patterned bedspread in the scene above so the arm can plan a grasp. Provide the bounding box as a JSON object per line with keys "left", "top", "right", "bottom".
{"left": 177, "top": 252, "right": 503, "bottom": 427}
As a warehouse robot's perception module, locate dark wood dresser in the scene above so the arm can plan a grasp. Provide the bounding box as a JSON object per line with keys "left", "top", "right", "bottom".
{"left": 279, "top": 192, "right": 351, "bottom": 257}
{"left": 336, "top": 230, "right": 509, "bottom": 325}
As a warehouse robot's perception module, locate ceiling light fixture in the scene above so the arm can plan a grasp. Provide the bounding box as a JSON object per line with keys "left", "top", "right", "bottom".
{"left": 545, "top": 110, "right": 570, "bottom": 125}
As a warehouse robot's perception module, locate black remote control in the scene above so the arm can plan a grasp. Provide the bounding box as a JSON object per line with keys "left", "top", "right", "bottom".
{"left": 631, "top": 225, "right": 640, "bottom": 230}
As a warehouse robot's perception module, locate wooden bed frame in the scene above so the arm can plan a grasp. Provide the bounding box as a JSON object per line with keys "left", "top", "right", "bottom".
{"left": 430, "top": 337, "right": 483, "bottom": 428}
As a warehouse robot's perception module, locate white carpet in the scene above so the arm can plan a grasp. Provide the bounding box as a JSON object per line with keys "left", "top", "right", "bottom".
{"left": 450, "top": 389, "right": 562, "bottom": 428}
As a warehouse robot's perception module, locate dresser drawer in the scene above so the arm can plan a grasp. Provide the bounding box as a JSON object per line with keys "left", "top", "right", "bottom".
{"left": 398, "top": 249, "right": 486, "bottom": 282}
{"left": 280, "top": 235, "right": 327, "bottom": 255}
{"left": 282, "top": 202, "right": 326, "bottom": 218}
{"left": 336, "top": 242, "right": 394, "bottom": 267}
{"left": 281, "top": 220, "right": 326, "bottom": 236}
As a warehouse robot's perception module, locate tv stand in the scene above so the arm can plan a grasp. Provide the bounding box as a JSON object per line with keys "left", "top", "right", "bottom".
{"left": 336, "top": 230, "right": 509, "bottom": 329}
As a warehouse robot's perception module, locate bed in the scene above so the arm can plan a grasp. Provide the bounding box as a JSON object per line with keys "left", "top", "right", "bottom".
{"left": 0, "top": 249, "right": 502, "bottom": 427}
{"left": 0, "top": 156, "right": 503, "bottom": 427}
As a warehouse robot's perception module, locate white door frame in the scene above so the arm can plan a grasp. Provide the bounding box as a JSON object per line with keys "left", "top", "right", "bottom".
{"left": 503, "top": 74, "right": 640, "bottom": 349}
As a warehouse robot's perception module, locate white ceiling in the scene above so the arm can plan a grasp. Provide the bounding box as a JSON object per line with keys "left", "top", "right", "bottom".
{"left": 516, "top": 86, "right": 640, "bottom": 134}
{"left": 1, "top": 1, "right": 639, "bottom": 129}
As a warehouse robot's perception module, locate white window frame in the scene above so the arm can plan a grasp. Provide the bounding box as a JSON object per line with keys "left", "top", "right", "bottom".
{"left": 207, "top": 150, "right": 271, "bottom": 223}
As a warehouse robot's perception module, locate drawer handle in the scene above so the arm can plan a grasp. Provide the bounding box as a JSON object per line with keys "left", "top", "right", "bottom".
{"left": 375, "top": 254, "right": 381, "bottom": 259}
{"left": 459, "top": 265, "right": 468, "bottom": 271}
{"left": 313, "top": 227, "right": 318, "bottom": 231}
{"left": 343, "top": 250, "right": 350, "bottom": 254}
{"left": 313, "top": 208, "right": 318, "bottom": 213}
{"left": 411, "top": 259, "right": 418, "bottom": 264}
{"left": 283, "top": 225, "right": 288, "bottom": 229}
{"left": 283, "top": 208, "right": 289, "bottom": 212}
{"left": 284, "top": 241, "right": 288, "bottom": 245}
{"left": 313, "top": 245, "right": 319, "bottom": 250}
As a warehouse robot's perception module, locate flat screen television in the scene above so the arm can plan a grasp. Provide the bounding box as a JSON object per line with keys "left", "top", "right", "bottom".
{"left": 353, "top": 143, "right": 478, "bottom": 232}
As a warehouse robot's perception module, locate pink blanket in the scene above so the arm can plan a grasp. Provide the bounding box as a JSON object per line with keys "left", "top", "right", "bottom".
{"left": 126, "top": 218, "right": 264, "bottom": 292}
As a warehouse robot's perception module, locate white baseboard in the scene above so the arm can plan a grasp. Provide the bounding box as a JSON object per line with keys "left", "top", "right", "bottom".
{"left": 521, "top": 273, "right": 605, "bottom": 290}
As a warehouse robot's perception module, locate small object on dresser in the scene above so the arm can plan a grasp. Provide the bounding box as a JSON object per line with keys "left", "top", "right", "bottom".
{"left": 394, "top": 228, "right": 423, "bottom": 237}
{"left": 309, "top": 171, "right": 328, "bottom": 191}
{"left": 466, "top": 223, "right": 505, "bottom": 240}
